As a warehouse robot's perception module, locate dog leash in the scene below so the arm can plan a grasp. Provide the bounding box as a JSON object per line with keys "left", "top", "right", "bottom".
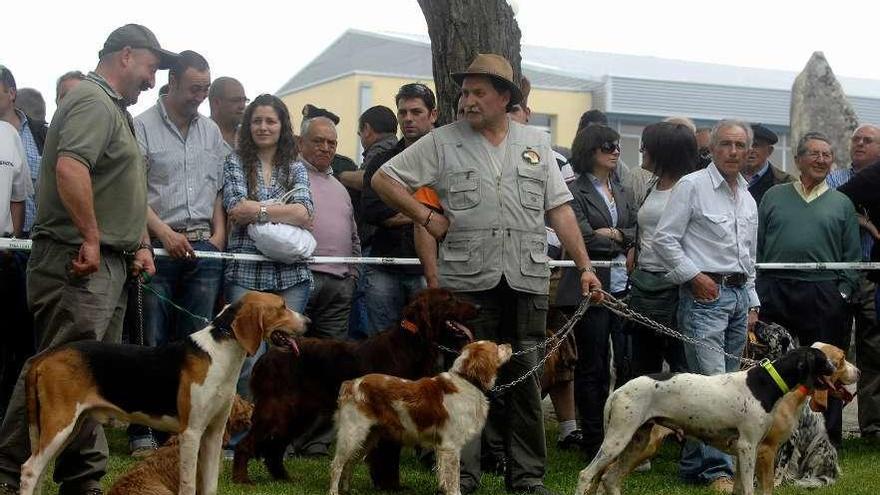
{"left": 488, "top": 295, "right": 593, "bottom": 397}
{"left": 137, "top": 278, "right": 212, "bottom": 327}
{"left": 596, "top": 289, "right": 760, "bottom": 368}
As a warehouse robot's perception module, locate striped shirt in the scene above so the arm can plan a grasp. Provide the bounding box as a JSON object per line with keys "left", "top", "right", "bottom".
{"left": 827, "top": 166, "right": 874, "bottom": 260}
{"left": 17, "top": 110, "right": 41, "bottom": 233}
{"left": 135, "top": 98, "right": 228, "bottom": 231}
{"left": 222, "top": 153, "right": 314, "bottom": 291}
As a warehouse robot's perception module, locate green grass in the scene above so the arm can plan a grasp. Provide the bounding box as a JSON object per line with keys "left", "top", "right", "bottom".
{"left": 38, "top": 424, "right": 880, "bottom": 495}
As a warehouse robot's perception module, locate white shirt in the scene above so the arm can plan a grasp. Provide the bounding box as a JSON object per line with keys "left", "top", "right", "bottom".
{"left": 637, "top": 187, "right": 672, "bottom": 272}
{"left": 653, "top": 163, "right": 760, "bottom": 307}
{"left": 0, "top": 121, "right": 33, "bottom": 235}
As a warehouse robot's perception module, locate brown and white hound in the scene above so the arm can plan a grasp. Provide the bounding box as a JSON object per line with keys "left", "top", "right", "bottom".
{"left": 20, "top": 291, "right": 308, "bottom": 495}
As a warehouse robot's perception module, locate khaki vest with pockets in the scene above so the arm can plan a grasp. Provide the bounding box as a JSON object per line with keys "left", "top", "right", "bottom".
{"left": 432, "top": 120, "right": 553, "bottom": 295}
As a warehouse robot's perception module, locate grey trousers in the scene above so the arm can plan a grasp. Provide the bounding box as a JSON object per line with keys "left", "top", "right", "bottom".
{"left": 0, "top": 239, "right": 128, "bottom": 492}
{"left": 853, "top": 274, "right": 880, "bottom": 435}
{"left": 457, "top": 280, "right": 548, "bottom": 492}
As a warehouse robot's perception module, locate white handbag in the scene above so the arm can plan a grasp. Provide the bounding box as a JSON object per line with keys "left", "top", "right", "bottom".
{"left": 247, "top": 188, "right": 316, "bottom": 263}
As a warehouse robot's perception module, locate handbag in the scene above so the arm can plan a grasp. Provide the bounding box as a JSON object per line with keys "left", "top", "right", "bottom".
{"left": 247, "top": 188, "right": 316, "bottom": 263}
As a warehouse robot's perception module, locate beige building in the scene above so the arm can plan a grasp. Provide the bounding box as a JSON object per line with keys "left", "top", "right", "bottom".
{"left": 278, "top": 29, "right": 880, "bottom": 171}
{"left": 278, "top": 31, "right": 593, "bottom": 162}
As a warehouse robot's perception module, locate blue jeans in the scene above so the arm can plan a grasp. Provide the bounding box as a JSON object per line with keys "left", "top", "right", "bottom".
{"left": 361, "top": 266, "right": 426, "bottom": 337}
{"left": 677, "top": 284, "right": 748, "bottom": 483}
{"left": 143, "top": 240, "right": 224, "bottom": 346}
{"left": 226, "top": 280, "right": 310, "bottom": 400}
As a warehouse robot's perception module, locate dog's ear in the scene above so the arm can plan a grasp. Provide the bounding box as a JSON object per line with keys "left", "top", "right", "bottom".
{"left": 811, "top": 390, "right": 829, "bottom": 412}
{"left": 232, "top": 296, "right": 265, "bottom": 356}
{"left": 460, "top": 343, "right": 499, "bottom": 388}
{"left": 402, "top": 289, "right": 440, "bottom": 338}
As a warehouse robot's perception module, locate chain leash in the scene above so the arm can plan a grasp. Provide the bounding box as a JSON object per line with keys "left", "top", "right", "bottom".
{"left": 136, "top": 277, "right": 145, "bottom": 346}
{"left": 596, "top": 289, "right": 759, "bottom": 368}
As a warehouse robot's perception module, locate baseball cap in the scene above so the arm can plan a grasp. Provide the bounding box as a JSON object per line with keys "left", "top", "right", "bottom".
{"left": 99, "top": 24, "right": 179, "bottom": 70}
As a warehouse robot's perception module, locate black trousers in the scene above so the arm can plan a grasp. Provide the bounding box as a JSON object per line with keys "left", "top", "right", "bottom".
{"left": 572, "top": 303, "right": 622, "bottom": 455}
{"left": 627, "top": 281, "right": 688, "bottom": 378}
{"left": 0, "top": 252, "right": 33, "bottom": 420}
{"left": 756, "top": 276, "right": 851, "bottom": 445}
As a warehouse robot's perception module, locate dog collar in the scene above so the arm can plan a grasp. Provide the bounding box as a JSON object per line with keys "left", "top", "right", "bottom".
{"left": 760, "top": 358, "right": 790, "bottom": 394}
{"left": 456, "top": 372, "right": 489, "bottom": 394}
{"left": 401, "top": 319, "right": 418, "bottom": 334}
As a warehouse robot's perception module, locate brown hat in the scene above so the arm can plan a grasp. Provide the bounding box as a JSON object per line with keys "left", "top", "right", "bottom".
{"left": 99, "top": 24, "right": 179, "bottom": 70}
{"left": 451, "top": 53, "right": 522, "bottom": 105}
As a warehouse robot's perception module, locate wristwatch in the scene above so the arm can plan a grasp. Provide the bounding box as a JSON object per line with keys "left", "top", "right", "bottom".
{"left": 578, "top": 266, "right": 596, "bottom": 274}
{"left": 257, "top": 205, "right": 269, "bottom": 224}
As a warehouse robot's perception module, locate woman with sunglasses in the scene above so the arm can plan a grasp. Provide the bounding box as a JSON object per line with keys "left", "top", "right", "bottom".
{"left": 556, "top": 124, "right": 636, "bottom": 459}
{"left": 627, "top": 122, "right": 698, "bottom": 381}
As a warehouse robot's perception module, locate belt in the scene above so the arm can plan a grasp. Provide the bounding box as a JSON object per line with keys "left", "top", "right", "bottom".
{"left": 169, "top": 227, "right": 212, "bottom": 242}
{"left": 704, "top": 272, "right": 747, "bottom": 287}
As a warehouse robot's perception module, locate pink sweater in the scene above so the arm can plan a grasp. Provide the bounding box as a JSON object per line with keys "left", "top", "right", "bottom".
{"left": 303, "top": 160, "right": 361, "bottom": 277}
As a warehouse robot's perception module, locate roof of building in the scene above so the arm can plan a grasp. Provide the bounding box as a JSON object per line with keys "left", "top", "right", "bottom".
{"left": 277, "top": 29, "right": 880, "bottom": 127}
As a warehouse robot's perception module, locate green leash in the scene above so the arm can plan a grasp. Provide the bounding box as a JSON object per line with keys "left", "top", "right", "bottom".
{"left": 138, "top": 273, "right": 212, "bottom": 326}
{"left": 760, "top": 358, "right": 790, "bottom": 393}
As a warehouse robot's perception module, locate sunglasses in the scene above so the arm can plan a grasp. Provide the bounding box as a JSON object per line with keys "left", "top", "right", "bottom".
{"left": 598, "top": 142, "right": 620, "bottom": 154}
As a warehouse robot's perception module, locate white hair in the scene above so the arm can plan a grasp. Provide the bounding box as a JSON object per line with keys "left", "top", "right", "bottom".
{"left": 710, "top": 119, "right": 753, "bottom": 149}
{"left": 300, "top": 116, "right": 336, "bottom": 137}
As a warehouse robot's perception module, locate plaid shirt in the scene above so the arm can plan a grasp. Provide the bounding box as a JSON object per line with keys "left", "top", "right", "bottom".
{"left": 17, "top": 110, "right": 42, "bottom": 233}
{"left": 222, "top": 153, "right": 314, "bottom": 291}
{"left": 827, "top": 166, "right": 874, "bottom": 260}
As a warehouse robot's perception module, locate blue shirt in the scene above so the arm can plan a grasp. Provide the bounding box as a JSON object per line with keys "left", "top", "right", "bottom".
{"left": 827, "top": 166, "right": 874, "bottom": 261}
{"left": 745, "top": 161, "right": 771, "bottom": 189}
{"left": 587, "top": 173, "right": 628, "bottom": 293}
{"left": 17, "top": 110, "right": 41, "bottom": 233}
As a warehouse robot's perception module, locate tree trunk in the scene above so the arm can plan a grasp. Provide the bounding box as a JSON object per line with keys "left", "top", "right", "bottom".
{"left": 417, "top": 0, "right": 522, "bottom": 126}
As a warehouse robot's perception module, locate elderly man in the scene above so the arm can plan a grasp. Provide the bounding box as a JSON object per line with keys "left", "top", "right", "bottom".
{"left": 56, "top": 70, "right": 86, "bottom": 105}
{"left": 744, "top": 123, "right": 792, "bottom": 205}
{"left": 0, "top": 23, "right": 170, "bottom": 495}
{"left": 653, "top": 119, "right": 759, "bottom": 494}
{"left": 129, "top": 49, "right": 227, "bottom": 456}
{"left": 837, "top": 124, "right": 880, "bottom": 442}
{"left": 758, "top": 132, "right": 860, "bottom": 446}
{"left": 208, "top": 76, "right": 247, "bottom": 148}
{"left": 372, "top": 53, "right": 600, "bottom": 495}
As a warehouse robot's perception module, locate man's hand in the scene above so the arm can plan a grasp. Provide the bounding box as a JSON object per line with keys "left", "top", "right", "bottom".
{"left": 71, "top": 239, "right": 101, "bottom": 276}
{"left": 159, "top": 230, "right": 194, "bottom": 259}
{"left": 690, "top": 273, "right": 719, "bottom": 302}
{"left": 425, "top": 212, "right": 450, "bottom": 240}
{"left": 425, "top": 274, "right": 440, "bottom": 289}
{"left": 208, "top": 234, "right": 226, "bottom": 252}
{"left": 625, "top": 247, "right": 636, "bottom": 274}
{"left": 748, "top": 308, "right": 759, "bottom": 333}
{"left": 581, "top": 270, "right": 604, "bottom": 302}
{"left": 229, "top": 200, "right": 262, "bottom": 226}
{"left": 132, "top": 248, "right": 156, "bottom": 277}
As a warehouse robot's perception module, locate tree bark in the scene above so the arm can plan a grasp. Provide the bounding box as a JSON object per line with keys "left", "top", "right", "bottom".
{"left": 417, "top": 0, "right": 522, "bottom": 126}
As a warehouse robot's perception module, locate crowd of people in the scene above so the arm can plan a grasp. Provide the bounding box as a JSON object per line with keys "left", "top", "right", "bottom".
{"left": 1, "top": 21, "right": 880, "bottom": 495}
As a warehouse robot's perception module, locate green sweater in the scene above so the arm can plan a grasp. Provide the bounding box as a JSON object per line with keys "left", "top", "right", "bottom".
{"left": 757, "top": 183, "right": 861, "bottom": 296}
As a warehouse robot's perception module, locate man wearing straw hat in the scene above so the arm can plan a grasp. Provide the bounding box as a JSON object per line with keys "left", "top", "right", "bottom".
{"left": 372, "top": 53, "right": 601, "bottom": 495}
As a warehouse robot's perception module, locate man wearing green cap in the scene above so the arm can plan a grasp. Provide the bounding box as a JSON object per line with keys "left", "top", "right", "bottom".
{"left": 372, "top": 53, "right": 601, "bottom": 495}
{"left": 0, "top": 23, "right": 175, "bottom": 495}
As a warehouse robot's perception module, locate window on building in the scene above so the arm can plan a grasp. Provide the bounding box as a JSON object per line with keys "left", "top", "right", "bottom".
{"left": 356, "top": 83, "right": 372, "bottom": 164}
{"left": 617, "top": 124, "right": 644, "bottom": 171}
{"left": 530, "top": 113, "right": 552, "bottom": 137}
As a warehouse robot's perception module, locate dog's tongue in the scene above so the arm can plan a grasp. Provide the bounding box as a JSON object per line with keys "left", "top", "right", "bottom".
{"left": 820, "top": 376, "right": 855, "bottom": 404}
{"left": 289, "top": 337, "right": 300, "bottom": 356}
{"left": 446, "top": 320, "right": 475, "bottom": 342}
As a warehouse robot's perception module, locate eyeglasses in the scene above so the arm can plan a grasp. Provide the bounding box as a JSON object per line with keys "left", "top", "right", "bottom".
{"left": 805, "top": 151, "right": 833, "bottom": 161}
{"left": 852, "top": 136, "right": 876, "bottom": 145}
{"left": 598, "top": 142, "right": 620, "bottom": 154}
{"left": 223, "top": 96, "right": 250, "bottom": 105}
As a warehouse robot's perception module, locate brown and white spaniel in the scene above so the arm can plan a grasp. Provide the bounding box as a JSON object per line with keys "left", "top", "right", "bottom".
{"left": 328, "top": 340, "right": 512, "bottom": 495}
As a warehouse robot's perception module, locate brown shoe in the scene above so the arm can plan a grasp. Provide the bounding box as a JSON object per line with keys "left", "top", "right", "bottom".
{"left": 708, "top": 476, "right": 734, "bottom": 494}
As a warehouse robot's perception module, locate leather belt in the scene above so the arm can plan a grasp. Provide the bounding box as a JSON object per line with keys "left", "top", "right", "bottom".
{"left": 704, "top": 272, "right": 747, "bottom": 287}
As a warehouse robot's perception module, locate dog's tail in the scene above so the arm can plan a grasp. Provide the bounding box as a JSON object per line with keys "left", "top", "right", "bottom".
{"left": 25, "top": 356, "right": 44, "bottom": 450}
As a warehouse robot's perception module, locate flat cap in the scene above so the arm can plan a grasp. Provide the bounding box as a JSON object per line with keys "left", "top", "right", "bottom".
{"left": 751, "top": 123, "right": 778, "bottom": 145}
